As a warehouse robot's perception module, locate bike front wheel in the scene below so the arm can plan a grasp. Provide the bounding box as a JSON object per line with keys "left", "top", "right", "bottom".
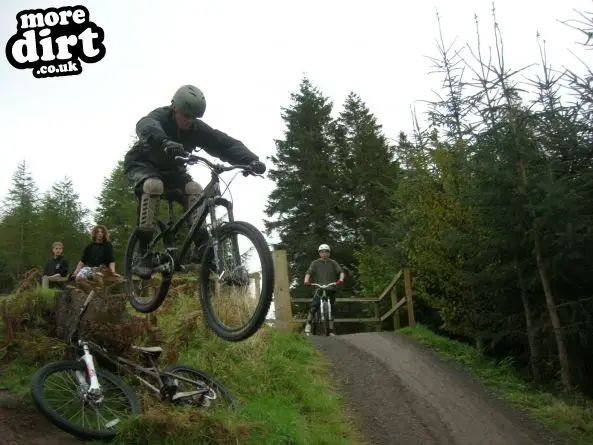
{"left": 321, "top": 301, "right": 330, "bottom": 336}
{"left": 31, "top": 360, "right": 141, "bottom": 441}
{"left": 200, "top": 221, "right": 274, "bottom": 342}
{"left": 124, "top": 223, "right": 173, "bottom": 313}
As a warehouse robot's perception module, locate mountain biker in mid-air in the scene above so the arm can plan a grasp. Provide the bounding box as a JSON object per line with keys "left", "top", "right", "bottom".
{"left": 303, "top": 244, "right": 345, "bottom": 336}
{"left": 123, "top": 84, "right": 267, "bottom": 279}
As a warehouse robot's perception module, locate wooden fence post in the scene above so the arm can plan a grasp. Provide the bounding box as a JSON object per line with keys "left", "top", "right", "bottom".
{"left": 374, "top": 301, "right": 381, "bottom": 332}
{"left": 390, "top": 285, "right": 400, "bottom": 329}
{"left": 404, "top": 269, "right": 416, "bottom": 328}
{"left": 272, "top": 250, "right": 293, "bottom": 331}
{"left": 253, "top": 272, "right": 261, "bottom": 298}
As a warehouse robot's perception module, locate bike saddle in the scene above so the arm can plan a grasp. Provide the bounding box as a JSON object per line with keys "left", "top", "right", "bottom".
{"left": 132, "top": 345, "right": 163, "bottom": 359}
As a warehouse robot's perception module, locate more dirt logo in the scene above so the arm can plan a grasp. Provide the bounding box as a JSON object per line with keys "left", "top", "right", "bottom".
{"left": 4, "top": 5, "right": 106, "bottom": 78}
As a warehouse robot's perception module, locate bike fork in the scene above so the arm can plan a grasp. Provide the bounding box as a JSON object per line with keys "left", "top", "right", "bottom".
{"left": 78, "top": 343, "right": 102, "bottom": 398}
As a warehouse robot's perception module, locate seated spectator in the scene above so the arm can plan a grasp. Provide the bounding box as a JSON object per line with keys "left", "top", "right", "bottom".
{"left": 71, "top": 225, "right": 119, "bottom": 283}
{"left": 42, "top": 241, "right": 69, "bottom": 288}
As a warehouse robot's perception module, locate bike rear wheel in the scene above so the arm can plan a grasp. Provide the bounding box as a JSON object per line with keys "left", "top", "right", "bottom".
{"left": 200, "top": 221, "right": 274, "bottom": 341}
{"left": 164, "top": 364, "right": 237, "bottom": 409}
{"left": 31, "top": 360, "right": 140, "bottom": 441}
{"left": 124, "top": 223, "right": 173, "bottom": 313}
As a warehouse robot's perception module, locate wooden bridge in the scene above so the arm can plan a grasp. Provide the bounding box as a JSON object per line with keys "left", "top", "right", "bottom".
{"left": 269, "top": 250, "right": 415, "bottom": 332}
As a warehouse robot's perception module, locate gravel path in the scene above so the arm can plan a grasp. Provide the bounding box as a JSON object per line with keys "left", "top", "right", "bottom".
{"left": 311, "top": 331, "right": 565, "bottom": 445}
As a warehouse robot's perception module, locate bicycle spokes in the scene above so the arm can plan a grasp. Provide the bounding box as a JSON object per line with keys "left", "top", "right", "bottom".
{"left": 42, "top": 368, "right": 130, "bottom": 431}
{"left": 204, "top": 232, "right": 263, "bottom": 331}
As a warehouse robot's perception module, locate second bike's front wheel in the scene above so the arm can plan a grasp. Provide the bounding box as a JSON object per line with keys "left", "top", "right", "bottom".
{"left": 322, "top": 301, "right": 330, "bottom": 336}
{"left": 31, "top": 360, "right": 141, "bottom": 441}
{"left": 124, "top": 224, "right": 172, "bottom": 313}
{"left": 200, "top": 221, "right": 274, "bottom": 342}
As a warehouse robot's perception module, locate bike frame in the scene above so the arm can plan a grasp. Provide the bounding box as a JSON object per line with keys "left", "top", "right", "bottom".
{"left": 311, "top": 283, "right": 336, "bottom": 325}
{"left": 146, "top": 153, "right": 254, "bottom": 272}
{"left": 69, "top": 289, "right": 215, "bottom": 403}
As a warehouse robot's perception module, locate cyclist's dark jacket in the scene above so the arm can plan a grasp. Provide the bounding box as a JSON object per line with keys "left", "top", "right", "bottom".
{"left": 81, "top": 241, "right": 115, "bottom": 268}
{"left": 124, "top": 106, "right": 259, "bottom": 171}
{"left": 306, "top": 258, "right": 342, "bottom": 286}
{"left": 43, "top": 255, "right": 68, "bottom": 277}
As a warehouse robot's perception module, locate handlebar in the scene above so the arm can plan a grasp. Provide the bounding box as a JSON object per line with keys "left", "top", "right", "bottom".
{"left": 174, "top": 153, "right": 263, "bottom": 178}
{"left": 310, "top": 282, "right": 338, "bottom": 289}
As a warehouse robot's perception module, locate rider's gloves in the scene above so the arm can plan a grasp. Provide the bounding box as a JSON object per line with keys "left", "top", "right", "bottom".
{"left": 304, "top": 279, "right": 311, "bottom": 286}
{"left": 162, "top": 140, "right": 185, "bottom": 158}
{"left": 250, "top": 160, "right": 266, "bottom": 174}
{"left": 336, "top": 279, "right": 344, "bottom": 285}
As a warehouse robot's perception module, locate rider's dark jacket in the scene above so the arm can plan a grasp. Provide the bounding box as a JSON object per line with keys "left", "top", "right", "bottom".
{"left": 124, "top": 106, "right": 259, "bottom": 171}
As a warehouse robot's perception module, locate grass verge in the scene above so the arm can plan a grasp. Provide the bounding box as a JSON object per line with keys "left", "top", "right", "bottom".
{"left": 0, "top": 285, "right": 365, "bottom": 445}
{"left": 399, "top": 324, "right": 593, "bottom": 445}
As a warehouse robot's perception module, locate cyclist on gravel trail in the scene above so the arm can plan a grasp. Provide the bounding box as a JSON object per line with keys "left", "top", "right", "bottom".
{"left": 123, "top": 84, "right": 266, "bottom": 279}
{"left": 303, "top": 244, "right": 345, "bottom": 336}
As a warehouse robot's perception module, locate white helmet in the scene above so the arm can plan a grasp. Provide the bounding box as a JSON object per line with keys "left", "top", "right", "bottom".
{"left": 318, "top": 244, "right": 330, "bottom": 251}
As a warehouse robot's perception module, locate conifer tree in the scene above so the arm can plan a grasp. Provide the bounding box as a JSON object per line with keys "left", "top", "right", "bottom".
{"left": 264, "top": 77, "right": 342, "bottom": 297}
{"left": 0, "top": 160, "right": 40, "bottom": 278}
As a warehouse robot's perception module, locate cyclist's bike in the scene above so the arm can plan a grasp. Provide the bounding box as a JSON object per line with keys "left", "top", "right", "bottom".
{"left": 123, "top": 153, "right": 274, "bottom": 342}
{"left": 310, "top": 282, "right": 337, "bottom": 336}
{"left": 30, "top": 286, "right": 236, "bottom": 442}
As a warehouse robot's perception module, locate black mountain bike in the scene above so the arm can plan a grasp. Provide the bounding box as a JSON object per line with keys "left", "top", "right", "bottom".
{"left": 30, "top": 286, "right": 236, "bottom": 442}
{"left": 123, "top": 153, "right": 274, "bottom": 342}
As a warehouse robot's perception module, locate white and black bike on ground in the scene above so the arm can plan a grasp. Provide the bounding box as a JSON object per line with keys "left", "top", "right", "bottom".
{"left": 30, "top": 286, "right": 236, "bottom": 442}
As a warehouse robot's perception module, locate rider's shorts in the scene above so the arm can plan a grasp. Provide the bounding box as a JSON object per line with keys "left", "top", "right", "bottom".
{"left": 76, "top": 266, "right": 98, "bottom": 280}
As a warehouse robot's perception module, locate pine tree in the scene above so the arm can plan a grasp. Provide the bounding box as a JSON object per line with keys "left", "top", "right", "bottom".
{"left": 38, "top": 177, "right": 90, "bottom": 268}
{"left": 264, "top": 77, "right": 342, "bottom": 297}
{"left": 334, "top": 92, "right": 399, "bottom": 246}
{"left": 0, "top": 160, "right": 41, "bottom": 279}
{"left": 94, "top": 160, "right": 139, "bottom": 267}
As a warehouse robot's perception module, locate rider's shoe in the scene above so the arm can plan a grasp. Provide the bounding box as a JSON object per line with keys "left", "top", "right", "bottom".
{"left": 189, "top": 242, "right": 208, "bottom": 264}
{"left": 304, "top": 323, "right": 312, "bottom": 335}
{"left": 133, "top": 257, "right": 153, "bottom": 280}
{"left": 329, "top": 332, "right": 336, "bottom": 337}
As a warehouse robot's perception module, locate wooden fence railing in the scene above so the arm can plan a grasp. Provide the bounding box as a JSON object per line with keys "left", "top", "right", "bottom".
{"left": 270, "top": 249, "right": 416, "bottom": 332}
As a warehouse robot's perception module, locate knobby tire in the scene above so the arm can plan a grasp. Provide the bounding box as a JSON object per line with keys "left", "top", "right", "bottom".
{"left": 199, "top": 221, "right": 274, "bottom": 342}
{"left": 30, "top": 360, "right": 141, "bottom": 441}
{"left": 164, "top": 364, "right": 238, "bottom": 408}
{"left": 124, "top": 223, "right": 172, "bottom": 313}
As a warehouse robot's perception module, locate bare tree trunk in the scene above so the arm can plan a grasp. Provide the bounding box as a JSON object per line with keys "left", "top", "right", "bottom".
{"left": 533, "top": 235, "right": 572, "bottom": 387}
{"left": 516, "top": 260, "right": 542, "bottom": 383}
{"left": 517, "top": 160, "right": 572, "bottom": 388}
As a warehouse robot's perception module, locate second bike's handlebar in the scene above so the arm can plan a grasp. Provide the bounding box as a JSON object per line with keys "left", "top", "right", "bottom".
{"left": 309, "top": 282, "right": 338, "bottom": 289}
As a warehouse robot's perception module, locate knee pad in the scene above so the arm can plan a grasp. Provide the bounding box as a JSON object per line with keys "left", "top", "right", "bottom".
{"left": 143, "top": 178, "right": 164, "bottom": 195}
{"left": 184, "top": 181, "right": 204, "bottom": 224}
{"left": 139, "top": 178, "right": 164, "bottom": 231}
{"left": 184, "top": 181, "right": 203, "bottom": 197}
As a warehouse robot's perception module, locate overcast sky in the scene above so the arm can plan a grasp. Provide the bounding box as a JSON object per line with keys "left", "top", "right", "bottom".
{"left": 0, "top": 0, "right": 590, "bottom": 247}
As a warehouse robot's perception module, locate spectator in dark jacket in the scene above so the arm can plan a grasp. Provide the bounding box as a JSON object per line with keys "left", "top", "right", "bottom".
{"left": 42, "top": 241, "right": 69, "bottom": 288}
